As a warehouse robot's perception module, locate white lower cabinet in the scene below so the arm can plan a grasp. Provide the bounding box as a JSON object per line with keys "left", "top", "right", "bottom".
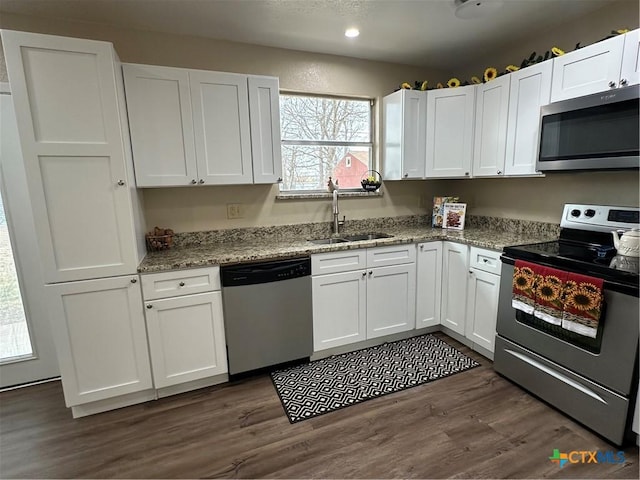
{"left": 141, "top": 266, "right": 227, "bottom": 390}
{"left": 440, "top": 241, "right": 470, "bottom": 336}
{"left": 312, "top": 245, "right": 416, "bottom": 351}
{"left": 46, "top": 276, "right": 153, "bottom": 408}
{"left": 144, "top": 291, "right": 227, "bottom": 388}
{"left": 416, "top": 241, "right": 442, "bottom": 328}
{"left": 465, "top": 267, "right": 500, "bottom": 353}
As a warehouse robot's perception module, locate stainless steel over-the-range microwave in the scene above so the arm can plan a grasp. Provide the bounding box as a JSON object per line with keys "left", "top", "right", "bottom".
{"left": 537, "top": 85, "right": 639, "bottom": 171}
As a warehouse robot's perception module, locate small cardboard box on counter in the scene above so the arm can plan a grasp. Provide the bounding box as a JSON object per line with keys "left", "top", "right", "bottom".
{"left": 432, "top": 196, "right": 459, "bottom": 227}
{"left": 443, "top": 203, "right": 467, "bottom": 230}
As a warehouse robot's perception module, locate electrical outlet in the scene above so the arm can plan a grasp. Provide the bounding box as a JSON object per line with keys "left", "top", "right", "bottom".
{"left": 226, "top": 203, "right": 244, "bottom": 219}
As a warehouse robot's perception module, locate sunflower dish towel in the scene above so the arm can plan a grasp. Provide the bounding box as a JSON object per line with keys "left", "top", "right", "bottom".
{"left": 561, "top": 272, "right": 604, "bottom": 339}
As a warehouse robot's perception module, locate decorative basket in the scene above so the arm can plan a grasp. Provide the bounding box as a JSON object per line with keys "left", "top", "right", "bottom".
{"left": 145, "top": 227, "right": 174, "bottom": 252}
{"left": 360, "top": 169, "right": 383, "bottom": 192}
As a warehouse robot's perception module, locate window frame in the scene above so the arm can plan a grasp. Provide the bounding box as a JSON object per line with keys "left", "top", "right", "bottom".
{"left": 278, "top": 91, "right": 376, "bottom": 194}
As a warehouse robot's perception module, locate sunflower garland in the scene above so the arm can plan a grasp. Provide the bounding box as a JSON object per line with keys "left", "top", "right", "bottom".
{"left": 484, "top": 67, "right": 498, "bottom": 82}
{"left": 447, "top": 78, "right": 461, "bottom": 88}
{"left": 505, "top": 64, "right": 520, "bottom": 72}
{"left": 551, "top": 46, "right": 565, "bottom": 56}
{"left": 470, "top": 76, "right": 481, "bottom": 85}
{"left": 436, "top": 82, "right": 444, "bottom": 89}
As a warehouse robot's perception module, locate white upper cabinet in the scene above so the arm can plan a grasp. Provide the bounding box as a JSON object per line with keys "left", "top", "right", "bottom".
{"left": 2, "top": 30, "right": 142, "bottom": 283}
{"left": 425, "top": 85, "right": 475, "bottom": 178}
{"left": 123, "top": 64, "right": 282, "bottom": 186}
{"left": 504, "top": 61, "right": 552, "bottom": 176}
{"left": 248, "top": 75, "right": 283, "bottom": 184}
{"left": 550, "top": 33, "right": 626, "bottom": 102}
{"left": 123, "top": 64, "right": 197, "bottom": 186}
{"left": 382, "top": 89, "right": 427, "bottom": 180}
{"left": 620, "top": 29, "right": 640, "bottom": 88}
{"left": 472, "top": 75, "right": 510, "bottom": 177}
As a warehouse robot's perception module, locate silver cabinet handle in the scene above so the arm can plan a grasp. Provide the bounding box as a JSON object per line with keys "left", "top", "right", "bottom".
{"left": 130, "top": 278, "right": 137, "bottom": 283}
{"left": 620, "top": 78, "right": 628, "bottom": 86}
{"left": 179, "top": 281, "right": 185, "bottom": 287}
{"left": 190, "top": 179, "right": 197, "bottom": 184}
{"left": 117, "top": 180, "right": 125, "bottom": 186}
{"left": 609, "top": 81, "right": 617, "bottom": 88}
{"left": 146, "top": 304, "right": 152, "bottom": 309}
{"left": 198, "top": 179, "right": 205, "bottom": 184}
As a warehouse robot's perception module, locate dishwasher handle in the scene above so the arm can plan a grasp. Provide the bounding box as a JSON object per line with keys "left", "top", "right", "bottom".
{"left": 221, "top": 257, "right": 311, "bottom": 287}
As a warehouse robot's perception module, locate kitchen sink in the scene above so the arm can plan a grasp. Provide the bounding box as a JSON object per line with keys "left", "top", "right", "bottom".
{"left": 308, "top": 238, "right": 350, "bottom": 245}
{"left": 342, "top": 232, "right": 394, "bottom": 241}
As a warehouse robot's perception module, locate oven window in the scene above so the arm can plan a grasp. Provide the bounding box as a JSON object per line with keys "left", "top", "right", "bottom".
{"left": 515, "top": 308, "right": 605, "bottom": 354}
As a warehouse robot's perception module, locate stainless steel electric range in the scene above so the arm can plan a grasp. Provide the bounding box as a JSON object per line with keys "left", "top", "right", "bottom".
{"left": 494, "top": 204, "right": 639, "bottom": 446}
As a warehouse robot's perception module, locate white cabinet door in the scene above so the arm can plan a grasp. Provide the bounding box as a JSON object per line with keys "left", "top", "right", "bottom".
{"left": 550, "top": 34, "right": 625, "bottom": 102}
{"left": 144, "top": 291, "right": 227, "bottom": 388}
{"left": 190, "top": 70, "right": 253, "bottom": 185}
{"left": 1, "top": 30, "right": 139, "bottom": 283}
{"left": 367, "top": 263, "right": 416, "bottom": 339}
{"left": 46, "top": 276, "right": 152, "bottom": 407}
{"left": 621, "top": 29, "right": 640, "bottom": 88}
{"left": 416, "top": 242, "right": 442, "bottom": 328}
{"left": 248, "top": 75, "right": 283, "bottom": 184}
{"left": 382, "top": 89, "right": 426, "bottom": 180}
{"left": 472, "top": 75, "right": 510, "bottom": 177}
{"left": 440, "top": 242, "right": 469, "bottom": 336}
{"left": 465, "top": 268, "right": 500, "bottom": 353}
{"left": 425, "top": 85, "right": 475, "bottom": 178}
{"left": 504, "top": 61, "right": 552, "bottom": 176}
{"left": 312, "top": 270, "right": 367, "bottom": 351}
{"left": 122, "top": 64, "right": 197, "bottom": 187}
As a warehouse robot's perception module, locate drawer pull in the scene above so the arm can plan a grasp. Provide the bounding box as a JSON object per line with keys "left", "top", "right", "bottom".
{"left": 146, "top": 304, "right": 152, "bottom": 309}
{"left": 179, "top": 281, "right": 185, "bottom": 287}
{"left": 483, "top": 258, "right": 489, "bottom": 263}
{"left": 130, "top": 278, "right": 137, "bottom": 283}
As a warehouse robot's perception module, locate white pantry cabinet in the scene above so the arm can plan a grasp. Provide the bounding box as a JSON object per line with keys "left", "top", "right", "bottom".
{"left": 416, "top": 241, "right": 442, "bottom": 328}
{"left": 465, "top": 247, "right": 502, "bottom": 354}
{"left": 504, "top": 61, "right": 552, "bottom": 176}
{"left": 382, "top": 89, "right": 427, "bottom": 180}
{"left": 440, "top": 241, "right": 469, "bottom": 336}
{"left": 550, "top": 29, "right": 639, "bottom": 102}
{"left": 312, "top": 245, "right": 416, "bottom": 351}
{"left": 472, "top": 74, "right": 510, "bottom": 177}
{"left": 123, "top": 63, "right": 282, "bottom": 186}
{"left": 1, "top": 30, "right": 144, "bottom": 283}
{"left": 141, "top": 267, "right": 227, "bottom": 390}
{"left": 46, "top": 276, "right": 153, "bottom": 408}
{"left": 425, "top": 85, "right": 475, "bottom": 178}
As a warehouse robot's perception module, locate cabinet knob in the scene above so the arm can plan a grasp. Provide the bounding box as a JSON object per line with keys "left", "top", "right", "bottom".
{"left": 620, "top": 78, "right": 628, "bottom": 86}
{"left": 420, "top": 244, "right": 424, "bottom": 250}
{"left": 117, "top": 180, "right": 125, "bottom": 186}
{"left": 464, "top": 172, "right": 469, "bottom": 176}
{"left": 130, "top": 278, "right": 137, "bottom": 283}
{"left": 198, "top": 179, "right": 205, "bottom": 184}
{"left": 277, "top": 177, "right": 283, "bottom": 182}
{"left": 609, "top": 81, "right": 617, "bottom": 88}
{"left": 146, "top": 304, "right": 153, "bottom": 309}
{"left": 404, "top": 173, "right": 409, "bottom": 178}
{"left": 190, "top": 179, "right": 197, "bottom": 184}
{"left": 368, "top": 270, "right": 373, "bottom": 276}
{"left": 179, "top": 281, "right": 185, "bottom": 287}
{"left": 362, "top": 271, "right": 367, "bottom": 277}
{"left": 483, "top": 258, "right": 489, "bottom": 263}
{"left": 497, "top": 170, "right": 502, "bottom": 175}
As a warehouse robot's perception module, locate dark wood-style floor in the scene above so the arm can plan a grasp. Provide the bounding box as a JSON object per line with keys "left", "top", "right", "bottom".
{"left": 1, "top": 333, "right": 638, "bottom": 479}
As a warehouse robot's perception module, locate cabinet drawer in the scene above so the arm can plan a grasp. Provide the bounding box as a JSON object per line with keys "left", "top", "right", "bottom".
{"left": 312, "top": 250, "right": 367, "bottom": 276}
{"left": 469, "top": 247, "right": 501, "bottom": 275}
{"left": 366, "top": 244, "right": 416, "bottom": 268}
{"left": 141, "top": 266, "right": 221, "bottom": 300}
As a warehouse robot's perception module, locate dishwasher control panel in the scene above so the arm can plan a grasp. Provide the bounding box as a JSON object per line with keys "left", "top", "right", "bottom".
{"left": 221, "top": 257, "right": 311, "bottom": 287}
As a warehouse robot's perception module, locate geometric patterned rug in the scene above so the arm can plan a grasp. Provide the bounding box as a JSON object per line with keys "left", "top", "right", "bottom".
{"left": 270, "top": 334, "right": 480, "bottom": 423}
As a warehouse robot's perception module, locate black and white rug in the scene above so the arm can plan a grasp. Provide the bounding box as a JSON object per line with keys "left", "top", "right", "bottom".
{"left": 270, "top": 334, "right": 480, "bottom": 423}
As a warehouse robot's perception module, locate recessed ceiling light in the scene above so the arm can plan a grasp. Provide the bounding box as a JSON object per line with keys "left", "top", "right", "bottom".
{"left": 345, "top": 28, "right": 360, "bottom": 38}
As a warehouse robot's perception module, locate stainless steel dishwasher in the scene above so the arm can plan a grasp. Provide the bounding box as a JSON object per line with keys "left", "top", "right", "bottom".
{"left": 221, "top": 257, "right": 313, "bottom": 375}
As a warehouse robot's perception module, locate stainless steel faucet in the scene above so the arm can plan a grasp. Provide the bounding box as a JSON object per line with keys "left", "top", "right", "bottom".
{"left": 332, "top": 189, "right": 345, "bottom": 234}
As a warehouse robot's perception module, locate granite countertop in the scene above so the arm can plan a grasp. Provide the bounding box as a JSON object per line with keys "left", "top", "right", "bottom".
{"left": 138, "top": 220, "right": 559, "bottom": 273}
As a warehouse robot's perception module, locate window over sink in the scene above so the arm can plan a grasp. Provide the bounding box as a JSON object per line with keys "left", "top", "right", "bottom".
{"left": 279, "top": 93, "right": 374, "bottom": 192}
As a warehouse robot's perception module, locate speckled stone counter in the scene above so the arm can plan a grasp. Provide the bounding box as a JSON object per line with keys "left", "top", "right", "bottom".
{"left": 138, "top": 215, "right": 559, "bottom": 273}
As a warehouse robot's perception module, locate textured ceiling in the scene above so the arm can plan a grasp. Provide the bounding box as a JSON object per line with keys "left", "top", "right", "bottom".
{"left": 0, "top": 0, "right": 617, "bottom": 69}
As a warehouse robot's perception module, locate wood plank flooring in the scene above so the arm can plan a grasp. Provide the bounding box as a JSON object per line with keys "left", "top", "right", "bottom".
{"left": 1, "top": 333, "right": 638, "bottom": 479}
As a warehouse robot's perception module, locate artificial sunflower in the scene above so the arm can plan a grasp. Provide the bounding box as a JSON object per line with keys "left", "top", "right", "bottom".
{"left": 420, "top": 80, "right": 428, "bottom": 91}
{"left": 401, "top": 82, "right": 412, "bottom": 89}
{"left": 551, "top": 46, "right": 565, "bottom": 57}
{"left": 616, "top": 29, "right": 629, "bottom": 34}
{"left": 436, "top": 82, "right": 444, "bottom": 89}
{"left": 484, "top": 67, "right": 498, "bottom": 82}
{"left": 536, "top": 281, "right": 562, "bottom": 302}
{"left": 505, "top": 65, "right": 520, "bottom": 73}
{"left": 447, "top": 77, "right": 461, "bottom": 88}
{"left": 470, "top": 76, "right": 481, "bottom": 85}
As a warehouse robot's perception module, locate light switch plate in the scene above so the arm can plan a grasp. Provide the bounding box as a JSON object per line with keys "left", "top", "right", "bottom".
{"left": 226, "top": 203, "right": 244, "bottom": 219}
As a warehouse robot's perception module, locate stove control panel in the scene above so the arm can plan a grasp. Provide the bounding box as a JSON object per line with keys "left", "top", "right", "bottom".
{"left": 562, "top": 204, "right": 639, "bottom": 233}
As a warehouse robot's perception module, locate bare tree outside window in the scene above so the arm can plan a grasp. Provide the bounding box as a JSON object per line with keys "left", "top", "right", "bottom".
{"left": 280, "top": 94, "right": 373, "bottom": 191}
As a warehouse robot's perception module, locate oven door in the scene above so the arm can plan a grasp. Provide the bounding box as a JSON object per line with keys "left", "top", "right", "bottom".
{"left": 496, "top": 261, "right": 638, "bottom": 396}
